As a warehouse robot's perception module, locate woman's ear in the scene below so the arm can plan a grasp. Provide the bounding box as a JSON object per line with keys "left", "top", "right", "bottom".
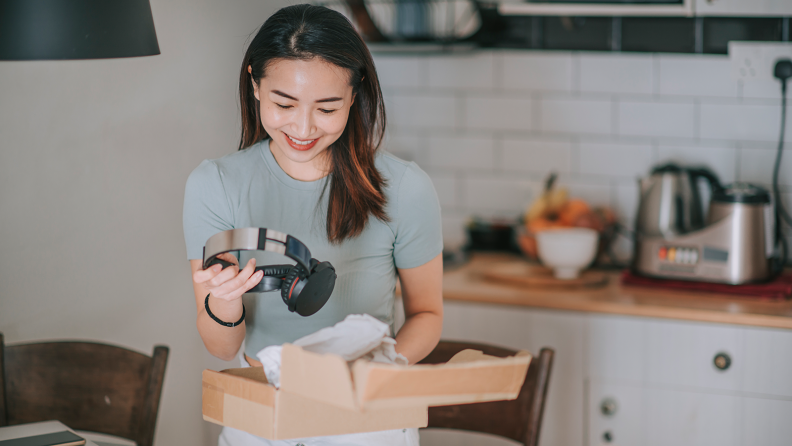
{"left": 249, "top": 65, "right": 260, "bottom": 101}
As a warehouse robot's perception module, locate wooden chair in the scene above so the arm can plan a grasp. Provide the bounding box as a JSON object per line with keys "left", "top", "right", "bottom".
{"left": 0, "top": 333, "right": 168, "bottom": 446}
{"left": 419, "top": 340, "right": 555, "bottom": 446}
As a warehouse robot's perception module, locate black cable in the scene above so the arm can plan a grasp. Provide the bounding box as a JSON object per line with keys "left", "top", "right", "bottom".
{"left": 772, "top": 59, "right": 792, "bottom": 268}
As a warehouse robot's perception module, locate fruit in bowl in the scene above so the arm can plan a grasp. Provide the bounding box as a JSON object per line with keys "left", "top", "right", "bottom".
{"left": 518, "top": 173, "right": 615, "bottom": 260}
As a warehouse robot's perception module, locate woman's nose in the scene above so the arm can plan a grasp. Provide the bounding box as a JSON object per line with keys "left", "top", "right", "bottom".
{"left": 291, "top": 108, "right": 315, "bottom": 139}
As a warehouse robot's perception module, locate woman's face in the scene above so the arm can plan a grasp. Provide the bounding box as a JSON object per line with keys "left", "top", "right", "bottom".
{"left": 252, "top": 58, "right": 354, "bottom": 181}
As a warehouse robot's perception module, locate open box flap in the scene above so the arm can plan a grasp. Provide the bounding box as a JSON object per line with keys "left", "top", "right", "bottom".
{"left": 203, "top": 368, "right": 275, "bottom": 406}
{"left": 279, "top": 343, "right": 359, "bottom": 411}
{"left": 352, "top": 350, "right": 532, "bottom": 410}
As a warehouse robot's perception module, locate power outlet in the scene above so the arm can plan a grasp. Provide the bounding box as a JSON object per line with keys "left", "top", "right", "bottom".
{"left": 729, "top": 41, "right": 792, "bottom": 82}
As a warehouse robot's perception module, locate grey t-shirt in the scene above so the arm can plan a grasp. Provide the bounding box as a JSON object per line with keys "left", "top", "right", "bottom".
{"left": 183, "top": 140, "right": 442, "bottom": 357}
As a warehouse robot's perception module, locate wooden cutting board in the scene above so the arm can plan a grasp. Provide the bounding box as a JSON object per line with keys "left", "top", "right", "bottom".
{"left": 481, "top": 262, "right": 609, "bottom": 289}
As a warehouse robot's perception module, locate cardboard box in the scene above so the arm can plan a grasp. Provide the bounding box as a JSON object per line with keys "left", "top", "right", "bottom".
{"left": 202, "top": 343, "right": 531, "bottom": 440}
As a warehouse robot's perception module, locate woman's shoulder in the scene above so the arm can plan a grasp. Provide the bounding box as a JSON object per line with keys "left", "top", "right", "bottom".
{"left": 188, "top": 142, "right": 266, "bottom": 184}
{"left": 376, "top": 151, "right": 437, "bottom": 211}
{"left": 376, "top": 151, "right": 431, "bottom": 191}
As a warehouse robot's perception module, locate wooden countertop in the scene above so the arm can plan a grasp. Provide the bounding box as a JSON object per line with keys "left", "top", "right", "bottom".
{"left": 443, "top": 253, "right": 792, "bottom": 330}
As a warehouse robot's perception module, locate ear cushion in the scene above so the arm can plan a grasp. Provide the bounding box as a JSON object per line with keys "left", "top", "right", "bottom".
{"left": 281, "top": 264, "right": 308, "bottom": 311}
{"left": 257, "top": 264, "right": 293, "bottom": 277}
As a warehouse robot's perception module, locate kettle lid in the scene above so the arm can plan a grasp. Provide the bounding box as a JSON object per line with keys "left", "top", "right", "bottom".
{"left": 712, "top": 182, "right": 770, "bottom": 204}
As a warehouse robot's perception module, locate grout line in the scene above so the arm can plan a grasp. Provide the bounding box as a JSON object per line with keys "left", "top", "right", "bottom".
{"left": 492, "top": 135, "right": 503, "bottom": 174}
{"left": 572, "top": 52, "right": 581, "bottom": 96}
{"left": 532, "top": 92, "right": 542, "bottom": 133}
{"left": 571, "top": 136, "right": 580, "bottom": 174}
{"left": 456, "top": 171, "right": 466, "bottom": 211}
{"left": 652, "top": 54, "right": 661, "bottom": 97}
{"left": 492, "top": 52, "right": 503, "bottom": 92}
{"left": 455, "top": 91, "right": 465, "bottom": 131}
{"left": 734, "top": 141, "right": 742, "bottom": 181}
{"left": 694, "top": 99, "right": 701, "bottom": 143}
{"left": 611, "top": 96, "right": 619, "bottom": 137}
{"left": 651, "top": 138, "right": 659, "bottom": 164}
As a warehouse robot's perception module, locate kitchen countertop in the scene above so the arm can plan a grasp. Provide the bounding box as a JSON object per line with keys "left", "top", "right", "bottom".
{"left": 443, "top": 253, "right": 792, "bottom": 330}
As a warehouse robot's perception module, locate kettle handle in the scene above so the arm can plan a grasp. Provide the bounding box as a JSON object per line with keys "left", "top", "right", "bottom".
{"left": 688, "top": 167, "right": 722, "bottom": 193}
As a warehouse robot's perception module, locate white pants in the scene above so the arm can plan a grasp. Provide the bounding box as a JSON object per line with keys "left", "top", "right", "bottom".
{"left": 216, "top": 353, "right": 420, "bottom": 446}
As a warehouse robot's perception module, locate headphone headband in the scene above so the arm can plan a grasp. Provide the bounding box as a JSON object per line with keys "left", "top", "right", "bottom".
{"left": 203, "top": 227, "right": 312, "bottom": 271}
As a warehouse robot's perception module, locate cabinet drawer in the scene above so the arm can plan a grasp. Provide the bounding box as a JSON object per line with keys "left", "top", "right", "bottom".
{"left": 742, "top": 327, "right": 792, "bottom": 397}
{"left": 743, "top": 396, "right": 792, "bottom": 446}
{"left": 643, "top": 388, "right": 741, "bottom": 446}
{"left": 644, "top": 319, "right": 743, "bottom": 392}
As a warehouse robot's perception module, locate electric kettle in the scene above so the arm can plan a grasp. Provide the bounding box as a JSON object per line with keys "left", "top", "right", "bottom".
{"left": 634, "top": 163, "right": 775, "bottom": 284}
{"left": 635, "top": 163, "right": 722, "bottom": 238}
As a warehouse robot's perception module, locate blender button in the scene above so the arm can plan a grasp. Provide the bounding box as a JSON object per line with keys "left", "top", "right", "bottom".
{"left": 691, "top": 250, "right": 699, "bottom": 263}
{"left": 668, "top": 248, "right": 676, "bottom": 262}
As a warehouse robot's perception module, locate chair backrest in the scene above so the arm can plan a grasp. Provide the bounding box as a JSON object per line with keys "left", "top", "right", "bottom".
{"left": 0, "top": 333, "right": 168, "bottom": 446}
{"left": 419, "top": 340, "right": 554, "bottom": 446}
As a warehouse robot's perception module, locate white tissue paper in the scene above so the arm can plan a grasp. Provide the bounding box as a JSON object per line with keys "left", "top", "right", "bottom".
{"left": 255, "top": 314, "right": 408, "bottom": 388}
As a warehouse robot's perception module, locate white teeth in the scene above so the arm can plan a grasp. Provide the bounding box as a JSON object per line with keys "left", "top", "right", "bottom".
{"left": 287, "top": 134, "right": 315, "bottom": 145}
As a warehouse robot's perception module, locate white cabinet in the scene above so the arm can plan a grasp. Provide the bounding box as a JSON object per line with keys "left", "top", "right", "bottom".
{"left": 642, "top": 388, "right": 741, "bottom": 446}
{"left": 440, "top": 301, "right": 586, "bottom": 446}
{"left": 435, "top": 302, "right": 792, "bottom": 446}
{"left": 742, "top": 327, "right": 792, "bottom": 398}
{"left": 742, "top": 397, "right": 792, "bottom": 446}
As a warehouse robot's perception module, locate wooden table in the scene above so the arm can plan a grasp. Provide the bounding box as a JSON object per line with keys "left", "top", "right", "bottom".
{"left": 443, "top": 253, "right": 792, "bottom": 330}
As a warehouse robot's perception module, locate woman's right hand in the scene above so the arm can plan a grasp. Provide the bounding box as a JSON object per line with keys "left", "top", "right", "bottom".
{"left": 192, "top": 252, "right": 264, "bottom": 302}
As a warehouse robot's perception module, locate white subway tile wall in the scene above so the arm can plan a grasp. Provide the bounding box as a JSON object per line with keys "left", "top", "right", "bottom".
{"left": 373, "top": 50, "right": 792, "bottom": 250}
{"left": 579, "top": 53, "right": 654, "bottom": 95}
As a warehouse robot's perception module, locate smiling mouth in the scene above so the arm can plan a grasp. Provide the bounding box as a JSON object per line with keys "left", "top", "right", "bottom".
{"left": 283, "top": 132, "right": 318, "bottom": 151}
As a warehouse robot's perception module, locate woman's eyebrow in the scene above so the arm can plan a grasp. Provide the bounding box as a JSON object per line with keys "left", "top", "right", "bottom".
{"left": 271, "top": 90, "right": 342, "bottom": 103}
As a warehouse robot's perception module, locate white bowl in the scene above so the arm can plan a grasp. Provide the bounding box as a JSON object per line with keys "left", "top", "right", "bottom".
{"left": 535, "top": 228, "right": 599, "bottom": 279}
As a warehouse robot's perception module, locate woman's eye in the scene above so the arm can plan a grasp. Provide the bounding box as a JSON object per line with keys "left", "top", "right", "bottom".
{"left": 276, "top": 104, "right": 292, "bottom": 109}
{"left": 319, "top": 109, "right": 336, "bottom": 114}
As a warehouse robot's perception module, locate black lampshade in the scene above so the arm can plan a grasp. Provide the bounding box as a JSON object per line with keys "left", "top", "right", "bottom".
{"left": 0, "top": 0, "right": 160, "bottom": 60}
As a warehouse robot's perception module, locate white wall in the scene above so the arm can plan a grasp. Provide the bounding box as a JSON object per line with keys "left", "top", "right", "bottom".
{"left": 373, "top": 50, "right": 792, "bottom": 255}
{"left": 0, "top": 0, "right": 291, "bottom": 444}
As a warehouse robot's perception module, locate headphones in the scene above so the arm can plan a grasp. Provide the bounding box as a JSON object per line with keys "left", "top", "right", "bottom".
{"left": 203, "top": 228, "right": 336, "bottom": 317}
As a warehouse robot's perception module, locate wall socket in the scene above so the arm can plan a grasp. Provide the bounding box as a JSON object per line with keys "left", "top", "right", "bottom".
{"left": 729, "top": 41, "right": 792, "bottom": 83}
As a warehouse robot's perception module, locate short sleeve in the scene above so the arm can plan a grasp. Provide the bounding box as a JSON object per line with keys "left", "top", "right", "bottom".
{"left": 183, "top": 160, "right": 235, "bottom": 260}
{"left": 392, "top": 163, "right": 443, "bottom": 269}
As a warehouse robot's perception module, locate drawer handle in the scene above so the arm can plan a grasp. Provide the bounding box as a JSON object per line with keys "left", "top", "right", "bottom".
{"left": 602, "top": 431, "right": 613, "bottom": 443}
{"left": 713, "top": 352, "right": 731, "bottom": 371}
{"left": 600, "top": 398, "right": 618, "bottom": 417}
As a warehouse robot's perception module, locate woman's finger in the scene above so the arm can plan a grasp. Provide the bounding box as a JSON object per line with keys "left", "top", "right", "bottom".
{"left": 193, "top": 263, "right": 224, "bottom": 284}
{"left": 205, "top": 264, "right": 240, "bottom": 289}
{"left": 209, "top": 258, "right": 257, "bottom": 299}
{"left": 222, "top": 269, "right": 265, "bottom": 302}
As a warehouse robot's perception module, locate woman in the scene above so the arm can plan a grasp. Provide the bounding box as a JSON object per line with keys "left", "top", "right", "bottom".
{"left": 182, "top": 4, "right": 443, "bottom": 445}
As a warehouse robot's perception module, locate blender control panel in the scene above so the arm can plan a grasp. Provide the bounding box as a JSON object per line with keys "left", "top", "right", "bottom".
{"left": 658, "top": 246, "right": 699, "bottom": 264}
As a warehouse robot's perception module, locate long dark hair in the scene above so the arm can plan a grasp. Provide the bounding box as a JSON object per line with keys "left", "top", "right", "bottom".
{"left": 239, "top": 4, "right": 388, "bottom": 244}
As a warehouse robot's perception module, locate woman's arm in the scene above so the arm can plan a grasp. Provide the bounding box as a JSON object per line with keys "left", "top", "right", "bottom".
{"left": 190, "top": 254, "right": 263, "bottom": 361}
{"left": 394, "top": 253, "right": 443, "bottom": 364}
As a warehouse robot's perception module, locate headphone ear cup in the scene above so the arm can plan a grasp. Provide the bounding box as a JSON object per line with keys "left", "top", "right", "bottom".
{"left": 281, "top": 264, "right": 308, "bottom": 312}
